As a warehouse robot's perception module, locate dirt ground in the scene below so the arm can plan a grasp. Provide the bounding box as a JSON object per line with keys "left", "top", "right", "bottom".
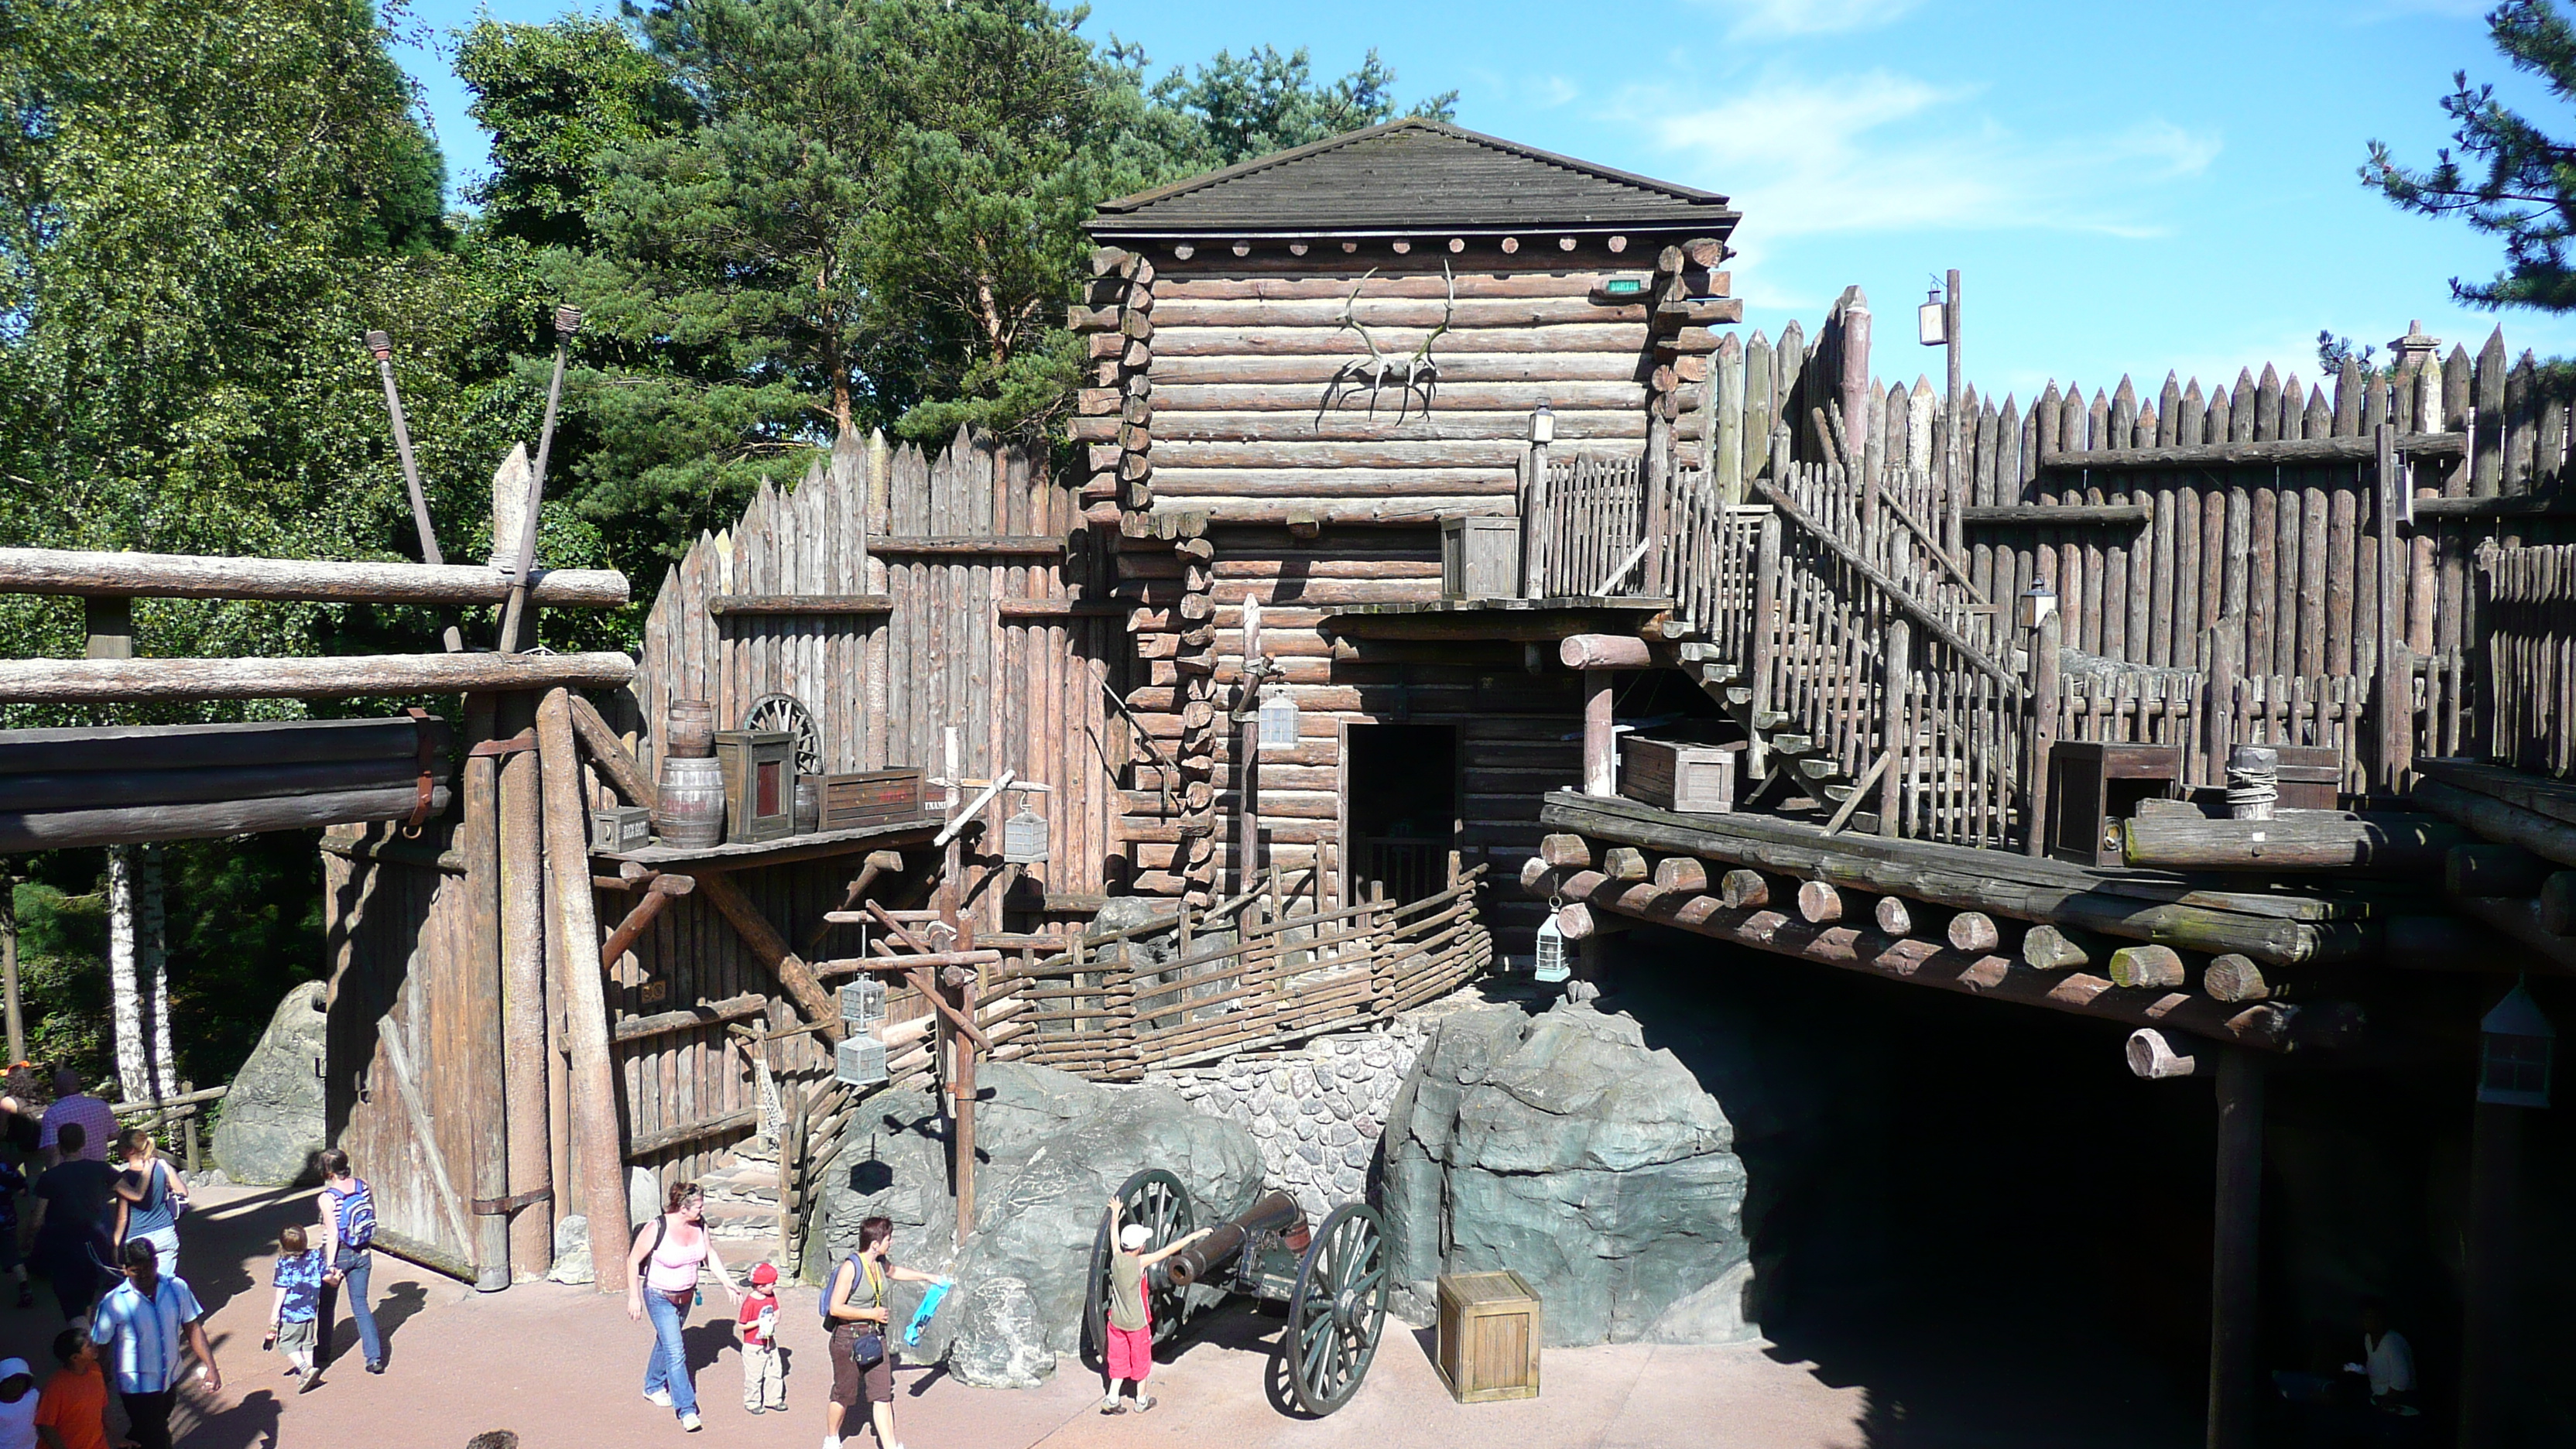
{"left": 0, "top": 1183, "right": 1886, "bottom": 1449}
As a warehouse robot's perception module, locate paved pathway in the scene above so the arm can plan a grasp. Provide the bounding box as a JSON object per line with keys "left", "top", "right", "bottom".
{"left": 0, "top": 1184, "right": 1871, "bottom": 1448}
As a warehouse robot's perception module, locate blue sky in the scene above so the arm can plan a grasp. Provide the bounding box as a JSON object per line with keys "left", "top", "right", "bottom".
{"left": 393, "top": 0, "right": 2576, "bottom": 404}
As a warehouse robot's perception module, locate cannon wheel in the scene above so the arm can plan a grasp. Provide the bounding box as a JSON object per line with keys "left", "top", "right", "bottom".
{"left": 1083, "top": 1169, "right": 1195, "bottom": 1363}
{"left": 1284, "top": 1201, "right": 1389, "bottom": 1416}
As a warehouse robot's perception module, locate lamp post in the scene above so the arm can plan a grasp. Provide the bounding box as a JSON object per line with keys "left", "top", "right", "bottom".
{"left": 2020, "top": 579, "right": 2059, "bottom": 857}
{"left": 1920, "top": 272, "right": 1962, "bottom": 556}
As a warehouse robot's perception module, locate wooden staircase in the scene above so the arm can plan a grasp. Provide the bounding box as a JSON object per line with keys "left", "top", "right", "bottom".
{"left": 697, "top": 1139, "right": 793, "bottom": 1276}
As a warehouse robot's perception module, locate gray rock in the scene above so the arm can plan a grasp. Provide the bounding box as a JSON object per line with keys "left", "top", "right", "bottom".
{"left": 212, "top": 983, "right": 328, "bottom": 1186}
{"left": 548, "top": 1214, "right": 594, "bottom": 1285}
{"left": 948, "top": 1277, "right": 1054, "bottom": 1388}
{"left": 1381, "top": 1000, "right": 1754, "bottom": 1346}
{"left": 630, "top": 1166, "right": 663, "bottom": 1228}
{"left": 817, "top": 1061, "right": 1262, "bottom": 1370}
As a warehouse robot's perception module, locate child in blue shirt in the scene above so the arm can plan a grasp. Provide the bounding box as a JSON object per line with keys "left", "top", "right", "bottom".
{"left": 264, "top": 1225, "right": 326, "bottom": 1392}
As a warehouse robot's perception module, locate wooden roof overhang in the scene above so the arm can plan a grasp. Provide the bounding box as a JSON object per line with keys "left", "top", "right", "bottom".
{"left": 1530, "top": 789, "right": 2398, "bottom": 1053}
{"left": 1089, "top": 118, "right": 1741, "bottom": 246}
{"left": 1320, "top": 596, "right": 1681, "bottom": 643}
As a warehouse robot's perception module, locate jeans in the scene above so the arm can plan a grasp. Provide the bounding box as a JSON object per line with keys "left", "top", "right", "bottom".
{"left": 132, "top": 1227, "right": 178, "bottom": 1276}
{"left": 120, "top": 1389, "right": 174, "bottom": 1449}
{"left": 643, "top": 1290, "right": 697, "bottom": 1417}
{"left": 320, "top": 1248, "right": 381, "bottom": 1369}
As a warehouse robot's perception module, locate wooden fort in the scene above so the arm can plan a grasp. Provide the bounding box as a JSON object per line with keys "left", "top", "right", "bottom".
{"left": 0, "top": 115, "right": 2572, "bottom": 1449}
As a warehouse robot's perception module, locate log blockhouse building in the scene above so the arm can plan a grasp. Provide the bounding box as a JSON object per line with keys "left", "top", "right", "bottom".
{"left": 3, "top": 118, "right": 2564, "bottom": 1449}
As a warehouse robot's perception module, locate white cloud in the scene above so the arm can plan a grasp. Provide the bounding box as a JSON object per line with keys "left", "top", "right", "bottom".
{"left": 1702, "top": 0, "right": 1922, "bottom": 39}
{"left": 1532, "top": 75, "right": 1581, "bottom": 109}
{"left": 1637, "top": 69, "right": 2221, "bottom": 241}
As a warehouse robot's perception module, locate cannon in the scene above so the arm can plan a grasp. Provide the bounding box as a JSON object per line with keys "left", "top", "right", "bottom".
{"left": 1082, "top": 1169, "right": 1389, "bottom": 1416}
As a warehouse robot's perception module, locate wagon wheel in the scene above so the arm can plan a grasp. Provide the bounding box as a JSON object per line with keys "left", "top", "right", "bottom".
{"left": 742, "top": 693, "right": 821, "bottom": 776}
{"left": 1083, "top": 1169, "right": 1195, "bottom": 1364}
{"left": 1284, "top": 1202, "right": 1389, "bottom": 1416}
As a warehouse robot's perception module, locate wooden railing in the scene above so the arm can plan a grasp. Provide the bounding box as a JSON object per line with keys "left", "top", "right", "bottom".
{"left": 1523, "top": 451, "right": 1652, "bottom": 598}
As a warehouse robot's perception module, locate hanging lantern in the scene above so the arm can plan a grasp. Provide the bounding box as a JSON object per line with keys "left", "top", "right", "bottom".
{"left": 1002, "top": 800, "right": 1051, "bottom": 864}
{"left": 839, "top": 976, "right": 886, "bottom": 1028}
{"left": 2478, "top": 979, "right": 2554, "bottom": 1108}
{"left": 835, "top": 1034, "right": 889, "bottom": 1088}
{"left": 1533, "top": 913, "right": 1570, "bottom": 984}
{"left": 1258, "top": 688, "right": 1299, "bottom": 753}
{"left": 1918, "top": 284, "right": 1946, "bottom": 347}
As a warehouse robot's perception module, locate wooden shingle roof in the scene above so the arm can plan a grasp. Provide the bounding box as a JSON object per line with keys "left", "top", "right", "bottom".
{"left": 1091, "top": 119, "right": 1738, "bottom": 240}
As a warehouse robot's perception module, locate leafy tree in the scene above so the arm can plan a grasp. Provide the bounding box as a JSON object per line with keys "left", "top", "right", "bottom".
{"left": 2368, "top": 0, "right": 2576, "bottom": 310}
{"left": 456, "top": 14, "right": 688, "bottom": 251}
{"left": 1148, "top": 45, "right": 1457, "bottom": 170}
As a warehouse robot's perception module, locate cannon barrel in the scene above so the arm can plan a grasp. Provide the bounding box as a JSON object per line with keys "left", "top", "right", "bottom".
{"left": 1166, "top": 1190, "right": 1302, "bottom": 1286}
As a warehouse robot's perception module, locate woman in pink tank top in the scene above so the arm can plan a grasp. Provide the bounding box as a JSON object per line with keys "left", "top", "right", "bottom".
{"left": 625, "top": 1181, "right": 742, "bottom": 1432}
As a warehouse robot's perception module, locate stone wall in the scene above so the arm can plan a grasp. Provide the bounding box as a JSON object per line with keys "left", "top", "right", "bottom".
{"left": 1148, "top": 1021, "right": 1427, "bottom": 1223}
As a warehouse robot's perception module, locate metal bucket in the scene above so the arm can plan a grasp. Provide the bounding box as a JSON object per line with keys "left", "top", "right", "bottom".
{"left": 666, "top": 699, "right": 716, "bottom": 759}
{"left": 654, "top": 755, "right": 726, "bottom": 848}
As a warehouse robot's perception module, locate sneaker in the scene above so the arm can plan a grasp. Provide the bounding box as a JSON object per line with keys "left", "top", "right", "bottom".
{"left": 680, "top": 1411, "right": 703, "bottom": 1432}
{"left": 298, "top": 1368, "right": 322, "bottom": 1395}
{"left": 1133, "top": 1394, "right": 1157, "bottom": 1415}
{"left": 1101, "top": 1399, "right": 1126, "bottom": 1416}
{"left": 822, "top": 1437, "right": 841, "bottom": 1449}
{"left": 645, "top": 1388, "right": 674, "bottom": 1409}
{"left": 365, "top": 1361, "right": 385, "bottom": 1375}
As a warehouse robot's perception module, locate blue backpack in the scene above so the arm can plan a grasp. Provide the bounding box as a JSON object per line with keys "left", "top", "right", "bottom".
{"left": 334, "top": 1179, "right": 376, "bottom": 1251}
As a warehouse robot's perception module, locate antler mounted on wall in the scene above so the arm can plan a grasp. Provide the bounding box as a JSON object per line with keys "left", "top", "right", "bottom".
{"left": 1316, "top": 262, "right": 1454, "bottom": 424}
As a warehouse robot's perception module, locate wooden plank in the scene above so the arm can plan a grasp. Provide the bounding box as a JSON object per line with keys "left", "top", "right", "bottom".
{"left": 706, "top": 594, "right": 892, "bottom": 617}
{"left": 1962, "top": 504, "right": 2151, "bottom": 527}
{"left": 868, "top": 535, "right": 1066, "bottom": 556}
{"left": 0, "top": 651, "right": 633, "bottom": 704}
{"left": 535, "top": 689, "right": 629, "bottom": 1293}
{"left": 2036, "top": 433, "right": 2462, "bottom": 470}
{"left": 0, "top": 548, "right": 628, "bottom": 605}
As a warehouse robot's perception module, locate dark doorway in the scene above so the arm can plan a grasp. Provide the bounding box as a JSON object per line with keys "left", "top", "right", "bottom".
{"left": 1344, "top": 723, "right": 1457, "bottom": 906}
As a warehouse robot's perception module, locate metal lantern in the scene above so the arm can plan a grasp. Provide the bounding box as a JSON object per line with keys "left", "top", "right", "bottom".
{"left": 1258, "top": 688, "right": 1299, "bottom": 753}
{"left": 839, "top": 976, "right": 886, "bottom": 1028}
{"left": 2016, "top": 578, "right": 2057, "bottom": 631}
{"left": 2478, "top": 980, "right": 2554, "bottom": 1108}
{"left": 1002, "top": 800, "right": 1051, "bottom": 864}
{"left": 835, "top": 1034, "right": 889, "bottom": 1089}
{"left": 1533, "top": 913, "right": 1569, "bottom": 984}
{"left": 1918, "top": 285, "right": 1947, "bottom": 347}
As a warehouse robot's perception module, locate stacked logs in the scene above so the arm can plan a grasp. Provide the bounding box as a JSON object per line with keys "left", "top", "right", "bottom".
{"left": 1161, "top": 513, "right": 1221, "bottom": 907}
{"left": 1647, "top": 239, "right": 1732, "bottom": 477}
{"left": 1523, "top": 833, "right": 2361, "bottom": 1052}
{"left": 1070, "top": 246, "right": 1156, "bottom": 517}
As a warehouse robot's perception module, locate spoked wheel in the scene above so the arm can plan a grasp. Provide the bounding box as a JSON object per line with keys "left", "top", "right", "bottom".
{"left": 742, "top": 693, "right": 822, "bottom": 776}
{"left": 1284, "top": 1202, "right": 1389, "bottom": 1416}
{"left": 1084, "top": 1169, "right": 1196, "bottom": 1364}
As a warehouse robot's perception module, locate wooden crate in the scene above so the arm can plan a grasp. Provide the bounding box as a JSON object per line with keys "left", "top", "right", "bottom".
{"left": 1435, "top": 1270, "right": 1541, "bottom": 1403}
{"left": 2272, "top": 744, "right": 2341, "bottom": 811}
{"left": 711, "top": 730, "right": 796, "bottom": 844}
{"left": 818, "top": 768, "right": 923, "bottom": 831}
{"left": 2046, "top": 741, "right": 2177, "bottom": 866}
{"left": 589, "top": 806, "right": 652, "bottom": 854}
{"left": 1441, "top": 516, "right": 1521, "bottom": 600}
{"left": 1619, "top": 735, "right": 1740, "bottom": 814}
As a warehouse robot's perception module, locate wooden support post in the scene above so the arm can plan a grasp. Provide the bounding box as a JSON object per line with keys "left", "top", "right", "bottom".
{"left": 2374, "top": 423, "right": 2410, "bottom": 791}
{"left": 0, "top": 863, "right": 22, "bottom": 1065}
{"left": 691, "top": 871, "right": 842, "bottom": 1040}
{"left": 951, "top": 922, "right": 979, "bottom": 1251}
{"left": 497, "top": 731, "right": 552, "bottom": 1277}
{"left": 2026, "top": 608, "right": 2062, "bottom": 856}
{"left": 179, "top": 1079, "right": 199, "bottom": 1177}
{"left": 2458, "top": 1099, "right": 2524, "bottom": 1449}
{"left": 2206, "top": 1047, "right": 2265, "bottom": 1449}
{"left": 1645, "top": 406, "right": 1673, "bottom": 597}
{"left": 566, "top": 694, "right": 656, "bottom": 811}
{"left": 1584, "top": 670, "right": 1616, "bottom": 798}
{"left": 461, "top": 750, "right": 510, "bottom": 1291}
{"left": 801, "top": 850, "right": 908, "bottom": 955}
{"left": 1880, "top": 619, "right": 1910, "bottom": 838}
{"left": 1749, "top": 515, "right": 1781, "bottom": 782}
{"left": 534, "top": 689, "right": 629, "bottom": 1293}
{"left": 1240, "top": 597, "right": 1262, "bottom": 899}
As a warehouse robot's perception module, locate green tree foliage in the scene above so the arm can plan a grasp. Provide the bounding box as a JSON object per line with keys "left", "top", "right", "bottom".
{"left": 2369, "top": 0, "right": 2576, "bottom": 310}
{"left": 457, "top": 15, "right": 687, "bottom": 252}
{"left": 1148, "top": 45, "right": 1456, "bottom": 170}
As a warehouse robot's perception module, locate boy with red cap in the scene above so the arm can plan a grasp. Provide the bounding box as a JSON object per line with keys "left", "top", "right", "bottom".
{"left": 736, "top": 1261, "right": 784, "bottom": 1415}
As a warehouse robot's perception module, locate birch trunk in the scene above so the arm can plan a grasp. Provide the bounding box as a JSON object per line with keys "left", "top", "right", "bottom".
{"left": 107, "top": 845, "right": 146, "bottom": 1105}
{"left": 141, "top": 844, "right": 173, "bottom": 1103}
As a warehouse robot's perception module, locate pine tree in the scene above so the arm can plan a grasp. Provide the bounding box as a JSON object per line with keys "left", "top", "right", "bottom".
{"left": 2368, "top": 0, "right": 2576, "bottom": 310}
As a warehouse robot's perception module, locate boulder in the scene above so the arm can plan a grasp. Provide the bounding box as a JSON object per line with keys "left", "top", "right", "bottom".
{"left": 1382, "top": 999, "right": 1755, "bottom": 1346}
{"left": 947, "top": 1277, "right": 1053, "bottom": 1388}
{"left": 212, "top": 982, "right": 328, "bottom": 1186}
{"left": 548, "top": 1215, "right": 594, "bottom": 1286}
{"left": 817, "top": 1060, "right": 1263, "bottom": 1374}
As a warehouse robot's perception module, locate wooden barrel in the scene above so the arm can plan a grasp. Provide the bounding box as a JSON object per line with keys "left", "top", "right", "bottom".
{"left": 654, "top": 755, "right": 725, "bottom": 847}
{"left": 666, "top": 700, "right": 716, "bottom": 759}
{"left": 793, "top": 775, "right": 823, "bottom": 834}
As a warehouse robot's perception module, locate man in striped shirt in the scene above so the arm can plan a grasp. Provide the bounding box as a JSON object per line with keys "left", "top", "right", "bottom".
{"left": 87, "top": 1239, "right": 218, "bottom": 1449}
{"left": 38, "top": 1070, "right": 115, "bottom": 1168}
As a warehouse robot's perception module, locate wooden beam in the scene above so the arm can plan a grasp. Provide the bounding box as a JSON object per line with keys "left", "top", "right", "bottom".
{"left": 0, "top": 782, "right": 454, "bottom": 852}
{"left": 0, "top": 547, "right": 627, "bottom": 606}
{"left": 689, "top": 869, "right": 844, "bottom": 1040}
{"left": 707, "top": 594, "right": 892, "bottom": 618}
{"left": 2037, "top": 431, "right": 2461, "bottom": 471}
{"left": 801, "top": 849, "right": 909, "bottom": 955}
{"left": 1961, "top": 504, "right": 2152, "bottom": 528}
{"left": 497, "top": 742, "right": 551, "bottom": 1279}
{"left": 626, "top": 1107, "right": 760, "bottom": 1159}
{"left": 534, "top": 689, "right": 629, "bottom": 1293}
{"left": 612, "top": 992, "right": 769, "bottom": 1043}
{"left": 0, "top": 715, "right": 440, "bottom": 773}
{"left": 600, "top": 874, "right": 693, "bottom": 968}
{"left": 2120, "top": 812, "right": 2468, "bottom": 872}
{"left": 994, "top": 598, "right": 1129, "bottom": 618}
{"left": 1752, "top": 477, "right": 2019, "bottom": 689}
{"left": 0, "top": 650, "right": 633, "bottom": 704}
{"left": 2413, "top": 779, "right": 2576, "bottom": 868}
{"left": 868, "top": 535, "right": 1066, "bottom": 556}
{"left": 566, "top": 694, "right": 656, "bottom": 811}
{"left": 2448, "top": 844, "right": 2554, "bottom": 897}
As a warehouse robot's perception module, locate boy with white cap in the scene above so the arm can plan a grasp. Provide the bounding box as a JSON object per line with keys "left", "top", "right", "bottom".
{"left": 1099, "top": 1195, "right": 1211, "bottom": 1416}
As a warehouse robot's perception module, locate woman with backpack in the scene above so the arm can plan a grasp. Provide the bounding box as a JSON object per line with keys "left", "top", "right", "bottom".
{"left": 108, "top": 1128, "right": 187, "bottom": 1275}
{"left": 624, "top": 1180, "right": 742, "bottom": 1434}
{"left": 820, "top": 1217, "right": 947, "bottom": 1449}
{"left": 314, "top": 1149, "right": 384, "bottom": 1375}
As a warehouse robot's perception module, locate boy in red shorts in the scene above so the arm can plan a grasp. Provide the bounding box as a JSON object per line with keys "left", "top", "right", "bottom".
{"left": 1100, "top": 1195, "right": 1209, "bottom": 1415}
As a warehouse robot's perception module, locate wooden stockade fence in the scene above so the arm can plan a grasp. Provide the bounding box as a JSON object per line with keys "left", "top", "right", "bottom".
{"left": 2476, "top": 540, "right": 2576, "bottom": 776}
